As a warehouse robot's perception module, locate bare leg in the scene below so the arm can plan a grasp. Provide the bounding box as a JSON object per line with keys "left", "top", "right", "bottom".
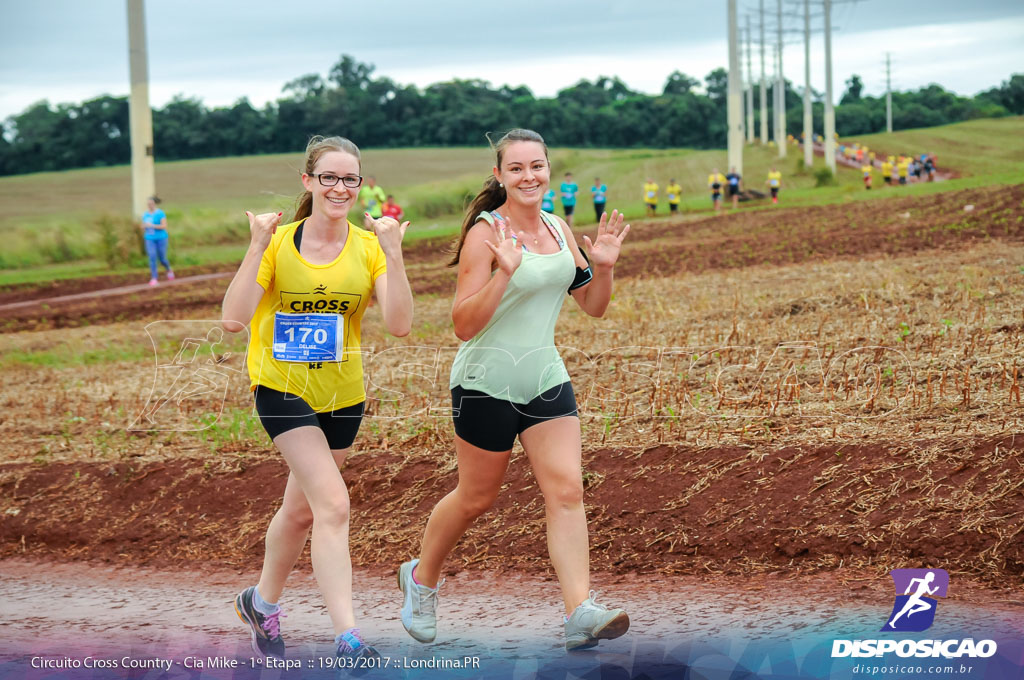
{"left": 414, "top": 436, "right": 511, "bottom": 588}
{"left": 256, "top": 446, "right": 350, "bottom": 603}
{"left": 519, "top": 416, "right": 589, "bottom": 615}
{"left": 270, "top": 427, "right": 356, "bottom": 634}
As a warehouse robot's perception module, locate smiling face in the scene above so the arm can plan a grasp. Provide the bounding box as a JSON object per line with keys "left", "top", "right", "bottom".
{"left": 494, "top": 141, "right": 549, "bottom": 207}
{"left": 302, "top": 150, "right": 361, "bottom": 222}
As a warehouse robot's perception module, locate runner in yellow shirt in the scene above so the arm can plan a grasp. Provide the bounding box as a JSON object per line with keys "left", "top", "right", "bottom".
{"left": 643, "top": 178, "right": 658, "bottom": 217}
{"left": 222, "top": 135, "right": 413, "bottom": 661}
{"left": 708, "top": 169, "right": 726, "bottom": 212}
{"left": 897, "top": 158, "right": 910, "bottom": 185}
{"left": 665, "top": 179, "right": 682, "bottom": 214}
{"left": 881, "top": 159, "right": 892, "bottom": 186}
{"left": 765, "top": 167, "right": 782, "bottom": 205}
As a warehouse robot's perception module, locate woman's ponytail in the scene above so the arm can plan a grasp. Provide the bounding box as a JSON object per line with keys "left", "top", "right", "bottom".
{"left": 447, "top": 175, "right": 506, "bottom": 267}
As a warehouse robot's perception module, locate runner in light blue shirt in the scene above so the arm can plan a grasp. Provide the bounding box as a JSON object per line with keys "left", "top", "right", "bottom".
{"left": 560, "top": 172, "right": 579, "bottom": 227}
{"left": 542, "top": 188, "right": 556, "bottom": 213}
{"left": 591, "top": 178, "right": 607, "bottom": 221}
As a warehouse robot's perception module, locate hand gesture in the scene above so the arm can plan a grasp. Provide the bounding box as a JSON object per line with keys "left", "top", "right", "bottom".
{"left": 246, "top": 211, "right": 282, "bottom": 250}
{"left": 365, "top": 213, "right": 409, "bottom": 257}
{"left": 583, "top": 209, "right": 630, "bottom": 269}
{"left": 483, "top": 214, "right": 522, "bottom": 277}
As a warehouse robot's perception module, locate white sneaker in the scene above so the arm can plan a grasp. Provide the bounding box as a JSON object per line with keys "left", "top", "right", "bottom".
{"left": 564, "top": 591, "right": 630, "bottom": 651}
{"left": 398, "top": 558, "right": 443, "bottom": 643}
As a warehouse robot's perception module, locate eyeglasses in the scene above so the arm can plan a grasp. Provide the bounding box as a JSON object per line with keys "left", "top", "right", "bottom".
{"left": 313, "top": 173, "right": 363, "bottom": 188}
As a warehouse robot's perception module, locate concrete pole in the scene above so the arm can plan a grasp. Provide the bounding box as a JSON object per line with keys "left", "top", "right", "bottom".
{"left": 823, "top": 0, "right": 836, "bottom": 173}
{"left": 886, "top": 52, "right": 893, "bottom": 133}
{"left": 759, "top": 0, "right": 768, "bottom": 144}
{"left": 803, "top": 0, "right": 813, "bottom": 167}
{"left": 727, "top": 0, "right": 744, "bottom": 176}
{"left": 127, "top": 0, "right": 155, "bottom": 219}
{"left": 776, "top": 0, "right": 786, "bottom": 158}
{"left": 745, "top": 21, "right": 755, "bottom": 143}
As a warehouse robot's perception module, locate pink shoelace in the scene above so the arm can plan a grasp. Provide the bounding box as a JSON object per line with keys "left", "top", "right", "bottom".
{"left": 262, "top": 609, "right": 285, "bottom": 638}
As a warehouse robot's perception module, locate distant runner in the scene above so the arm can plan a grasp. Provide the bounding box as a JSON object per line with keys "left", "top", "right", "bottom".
{"left": 665, "top": 178, "right": 682, "bottom": 214}
{"left": 361, "top": 176, "right": 387, "bottom": 227}
{"left": 725, "top": 167, "right": 742, "bottom": 209}
{"left": 766, "top": 167, "right": 782, "bottom": 205}
{"left": 591, "top": 177, "right": 607, "bottom": 221}
{"left": 708, "top": 168, "right": 726, "bottom": 212}
{"left": 560, "top": 172, "right": 579, "bottom": 227}
{"left": 643, "top": 178, "right": 658, "bottom": 217}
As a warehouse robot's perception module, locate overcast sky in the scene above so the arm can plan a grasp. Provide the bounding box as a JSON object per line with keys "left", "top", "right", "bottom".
{"left": 2, "top": 0, "right": 1023, "bottom": 119}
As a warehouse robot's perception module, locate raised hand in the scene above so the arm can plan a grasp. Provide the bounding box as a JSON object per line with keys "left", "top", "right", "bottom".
{"left": 582, "top": 209, "right": 630, "bottom": 269}
{"left": 246, "top": 210, "right": 282, "bottom": 250}
{"left": 366, "top": 214, "right": 409, "bottom": 258}
{"left": 483, "top": 213, "right": 523, "bottom": 277}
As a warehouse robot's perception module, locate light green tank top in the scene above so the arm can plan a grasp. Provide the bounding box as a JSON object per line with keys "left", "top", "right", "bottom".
{"left": 449, "top": 210, "right": 576, "bottom": 403}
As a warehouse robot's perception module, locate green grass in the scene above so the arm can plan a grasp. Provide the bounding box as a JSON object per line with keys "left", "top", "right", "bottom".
{"left": 1, "top": 118, "right": 1021, "bottom": 284}
{"left": 848, "top": 116, "right": 1024, "bottom": 177}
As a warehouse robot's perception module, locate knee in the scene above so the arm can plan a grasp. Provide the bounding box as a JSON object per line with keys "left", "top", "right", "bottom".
{"left": 279, "top": 503, "right": 314, "bottom": 532}
{"left": 455, "top": 489, "right": 498, "bottom": 521}
{"left": 311, "top": 498, "right": 351, "bottom": 530}
{"left": 545, "top": 480, "right": 584, "bottom": 512}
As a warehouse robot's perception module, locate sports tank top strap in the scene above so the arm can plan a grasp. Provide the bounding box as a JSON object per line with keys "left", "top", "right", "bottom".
{"left": 477, "top": 210, "right": 565, "bottom": 252}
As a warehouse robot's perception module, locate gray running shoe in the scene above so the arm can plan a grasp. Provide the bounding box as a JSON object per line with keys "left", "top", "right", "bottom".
{"left": 398, "top": 559, "right": 443, "bottom": 643}
{"left": 234, "top": 586, "right": 286, "bottom": 659}
{"left": 564, "top": 591, "right": 630, "bottom": 651}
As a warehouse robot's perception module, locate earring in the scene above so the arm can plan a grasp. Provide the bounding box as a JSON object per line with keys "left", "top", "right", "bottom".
{"left": 499, "top": 183, "right": 504, "bottom": 187}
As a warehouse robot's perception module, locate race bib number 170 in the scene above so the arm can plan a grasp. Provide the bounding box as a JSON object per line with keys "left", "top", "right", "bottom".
{"left": 272, "top": 312, "right": 344, "bottom": 362}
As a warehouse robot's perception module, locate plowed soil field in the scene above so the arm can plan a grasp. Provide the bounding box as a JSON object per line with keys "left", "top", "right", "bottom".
{"left": 1, "top": 185, "right": 1022, "bottom": 620}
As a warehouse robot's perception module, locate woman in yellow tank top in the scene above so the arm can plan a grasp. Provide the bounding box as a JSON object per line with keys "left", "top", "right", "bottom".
{"left": 221, "top": 135, "right": 413, "bottom": 661}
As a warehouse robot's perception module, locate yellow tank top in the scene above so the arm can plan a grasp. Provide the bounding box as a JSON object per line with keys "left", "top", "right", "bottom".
{"left": 246, "top": 220, "right": 387, "bottom": 411}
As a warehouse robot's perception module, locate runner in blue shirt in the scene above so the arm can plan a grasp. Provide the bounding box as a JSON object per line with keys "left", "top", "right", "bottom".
{"left": 140, "top": 196, "right": 174, "bottom": 286}
{"left": 591, "top": 178, "right": 607, "bottom": 221}
{"left": 542, "top": 188, "right": 556, "bottom": 213}
{"left": 725, "top": 168, "right": 742, "bottom": 209}
{"left": 560, "top": 172, "right": 579, "bottom": 227}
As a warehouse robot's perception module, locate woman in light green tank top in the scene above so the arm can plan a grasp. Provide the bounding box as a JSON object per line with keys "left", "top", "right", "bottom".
{"left": 396, "top": 130, "right": 633, "bottom": 651}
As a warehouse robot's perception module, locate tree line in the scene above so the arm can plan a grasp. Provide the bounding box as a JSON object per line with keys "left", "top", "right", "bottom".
{"left": 1, "top": 55, "right": 1021, "bottom": 176}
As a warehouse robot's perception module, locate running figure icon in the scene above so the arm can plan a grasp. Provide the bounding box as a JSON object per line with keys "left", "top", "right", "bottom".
{"left": 886, "top": 571, "right": 938, "bottom": 629}
{"left": 881, "top": 568, "right": 948, "bottom": 632}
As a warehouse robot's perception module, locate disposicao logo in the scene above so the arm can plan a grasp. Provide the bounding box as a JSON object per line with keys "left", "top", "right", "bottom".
{"left": 882, "top": 568, "right": 948, "bottom": 632}
{"left": 831, "top": 567, "right": 998, "bottom": 659}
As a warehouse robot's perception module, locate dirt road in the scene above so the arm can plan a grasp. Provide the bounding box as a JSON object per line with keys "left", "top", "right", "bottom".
{"left": 2, "top": 558, "right": 1021, "bottom": 678}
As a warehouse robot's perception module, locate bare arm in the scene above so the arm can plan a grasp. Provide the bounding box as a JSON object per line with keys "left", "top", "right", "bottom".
{"left": 451, "top": 218, "right": 521, "bottom": 341}
{"left": 368, "top": 216, "right": 413, "bottom": 337}
{"left": 560, "top": 210, "right": 629, "bottom": 318}
{"left": 221, "top": 211, "right": 280, "bottom": 333}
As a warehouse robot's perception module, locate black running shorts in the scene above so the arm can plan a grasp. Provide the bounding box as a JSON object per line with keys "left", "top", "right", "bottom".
{"left": 254, "top": 385, "right": 364, "bottom": 449}
{"left": 451, "top": 382, "right": 578, "bottom": 452}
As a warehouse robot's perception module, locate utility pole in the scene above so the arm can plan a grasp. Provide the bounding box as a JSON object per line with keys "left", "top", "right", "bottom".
{"left": 126, "top": 0, "right": 155, "bottom": 220}
{"left": 759, "top": 0, "right": 768, "bottom": 144}
{"left": 727, "top": 0, "right": 744, "bottom": 176}
{"left": 802, "top": 0, "right": 813, "bottom": 167}
{"left": 886, "top": 52, "right": 893, "bottom": 133}
{"left": 775, "top": 0, "right": 787, "bottom": 158}
{"left": 823, "top": 0, "right": 836, "bottom": 173}
{"left": 745, "top": 21, "right": 755, "bottom": 143}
